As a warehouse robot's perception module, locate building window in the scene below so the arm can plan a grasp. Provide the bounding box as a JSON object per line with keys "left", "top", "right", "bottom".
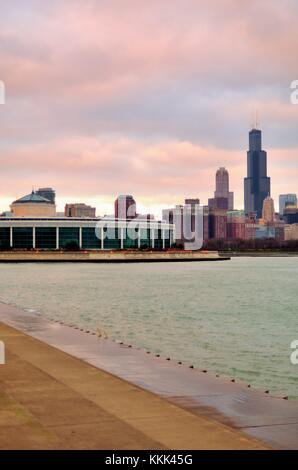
{"left": 59, "top": 227, "right": 80, "bottom": 250}
{"left": 13, "top": 227, "right": 33, "bottom": 249}
{"left": 35, "top": 227, "right": 57, "bottom": 249}
{"left": 154, "top": 228, "right": 163, "bottom": 250}
{"left": 0, "top": 228, "right": 10, "bottom": 250}
{"left": 123, "top": 227, "right": 138, "bottom": 249}
{"left": 140, "top": 227, "right": 151, "bottom": 249}
{"left": 82, "top": 228, "right": 101, "bottom": 249}
{"left": 104, "top": 227, "right": 121, "bottom": 250}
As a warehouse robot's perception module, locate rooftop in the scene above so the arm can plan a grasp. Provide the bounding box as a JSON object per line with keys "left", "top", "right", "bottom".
{"left": 12, "top": 191, "right": 54, "bottom": 205}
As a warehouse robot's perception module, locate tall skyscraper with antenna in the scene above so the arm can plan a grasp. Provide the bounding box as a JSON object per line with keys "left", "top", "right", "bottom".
{"left": 244, "top": 127, "right": 271, "bottom": 218}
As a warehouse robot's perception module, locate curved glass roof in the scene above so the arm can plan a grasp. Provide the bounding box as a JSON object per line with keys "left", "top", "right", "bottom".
{"left": 12, "top": 191, "right": 53, "bottom": 204}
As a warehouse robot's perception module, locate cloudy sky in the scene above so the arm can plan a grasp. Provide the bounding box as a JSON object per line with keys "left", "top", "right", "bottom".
{"left": 0, "top": 0, "right": 297, "bottom": 216}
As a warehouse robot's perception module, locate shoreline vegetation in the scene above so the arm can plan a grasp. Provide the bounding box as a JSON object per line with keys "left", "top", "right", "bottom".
{"left": 220, "top": 251, "right": 298, "bottom": 257}
{"left": 203, "top": 239, "right": 298, "bottom": 252}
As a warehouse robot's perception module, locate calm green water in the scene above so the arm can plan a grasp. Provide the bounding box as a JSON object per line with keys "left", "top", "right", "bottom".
{"left": 0, "top": 258, "right": 297, "bottom": 398}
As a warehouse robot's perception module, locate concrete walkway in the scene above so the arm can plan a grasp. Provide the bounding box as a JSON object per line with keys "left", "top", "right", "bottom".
{"left": 0, "top": 321, "right": 266, "bottom": 450}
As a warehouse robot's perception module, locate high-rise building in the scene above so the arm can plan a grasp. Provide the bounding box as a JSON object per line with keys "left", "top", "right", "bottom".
{"left": 208, "top": 196, "right": 229, "bottom": 211}
{"left": 262, "top": 196, "right": 275, "bottom": 223}
{"left": 36, "top": 187, "right": 56, "bottom": 204}
{"left": 162, "top": 199, "right": 204, "bottom": 249}
{"left": 284, "top": 224, "right": 298, "bottom": 241}
{"left": 279, "top": 194, "right": 297, "bottom": 216}
{"left": 227, "top": 210, "right": 246, "bottom": 239}
{"left": 115, "top": 195, "right": 137, "bottom": 219}
{"left": 244, "top": 128, "right": 271, "bottom": 218}
{"left": 283, "top": 206, "right": 298, "bottom": 225}
{"left": 208, "top": 210, "right": 227, "bottom": 240}
{"left": 209, "top": 167, "right": 234, "bottom": 211}
{"left": 65, "top": 203, "right": 96, "bottom": 218}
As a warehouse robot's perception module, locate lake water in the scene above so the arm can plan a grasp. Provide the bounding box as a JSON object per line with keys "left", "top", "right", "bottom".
{"left": 0, "top": 258, "right": 297, "bottom": 398}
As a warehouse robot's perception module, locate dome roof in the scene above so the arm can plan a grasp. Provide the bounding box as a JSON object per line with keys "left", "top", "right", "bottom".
{"left": 12, "top": 191, "right": 53, "bottom": 205}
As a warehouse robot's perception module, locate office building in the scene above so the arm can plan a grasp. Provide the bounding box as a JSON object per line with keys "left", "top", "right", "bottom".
{"left": 227, "top": 210, "right": 246, "bottom": 239}
{"left": 163, "top": 199, "right": 203, "bottom": 249}
{"left": 209, "top": 168, "right": 234, "bottom": 211}
{"left": 36, "top": 188, "right": 56, "bottom": 204}
{"left": 283, "top": 206, "right": 298, "bottom": 225}
{"left": 244, "top": 128, "right": 271, "bottom": 218}
{"left": 262, "top": 196, "right": 275, "bottom": 223}
{"left": 284, "top": 224, "right": 298, "bottom": 241}
{"left": 115, "top": 195, "right": 137, "bottom": 219}
{"left": 279, "top": 194, "right": 297, "bottom": 216}
{"left": 255, "top": 225, "right": 276, "bottom": 239}
{"left": 208, "top": 210, "right": 227, "bottom": 240}
{"left": 65, "top": 203, "right": 96, "bottom": 218}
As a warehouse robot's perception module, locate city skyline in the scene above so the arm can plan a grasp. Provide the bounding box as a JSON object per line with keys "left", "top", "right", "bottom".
{"left": 0, "top": 1, "right": 297, "bottom": 216}
{"left": 1, "top": 126, "right": 296, "bottom": 219}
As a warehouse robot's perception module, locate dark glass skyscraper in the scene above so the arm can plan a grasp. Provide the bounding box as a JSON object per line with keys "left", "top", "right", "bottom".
{"left": 244, "top": 128, "right": 270, "bottom": 218}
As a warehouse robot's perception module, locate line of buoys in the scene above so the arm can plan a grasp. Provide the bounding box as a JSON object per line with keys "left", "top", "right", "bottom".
{"left": 96, "top": 328, "right": 108, "bottom": 339}
{"left": 41, "top": 320, "right": 288, "bottom": 399}
{"left": 48, "top": 317, "right": 109, "bottom": 342}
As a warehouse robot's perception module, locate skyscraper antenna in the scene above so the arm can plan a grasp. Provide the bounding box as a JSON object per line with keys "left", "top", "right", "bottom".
{"left": 255, "top": 110, "right": 260, "bottom": 130}
{"left": 250, "top": 110, "right": 260, "bottom": 130}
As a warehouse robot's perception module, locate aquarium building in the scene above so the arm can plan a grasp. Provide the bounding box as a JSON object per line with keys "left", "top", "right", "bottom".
{"left": 0, "top": 217, "right": 174, "bottom": 251}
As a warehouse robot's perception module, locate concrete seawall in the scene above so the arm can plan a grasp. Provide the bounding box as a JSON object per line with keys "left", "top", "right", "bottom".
{"left": 0, "top": 250, "right": 230, "bottom": 263}
{"left": 0, "top": 304, "right": 265, "bottom": 450}
{"left": 1, "top": 303, "right": 297, "bottom": 449}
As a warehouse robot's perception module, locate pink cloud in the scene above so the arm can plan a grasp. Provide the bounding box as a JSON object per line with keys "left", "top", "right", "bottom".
{"left": 0, "top": 0, "right": 297, "bottom": 216}
{"left": 0, "top": 135, "right": 297, "bottom": 215}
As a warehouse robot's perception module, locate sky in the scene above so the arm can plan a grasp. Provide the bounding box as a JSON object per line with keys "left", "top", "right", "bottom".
{"left": 0, "top": 0, "right": 297, "bottom": 217}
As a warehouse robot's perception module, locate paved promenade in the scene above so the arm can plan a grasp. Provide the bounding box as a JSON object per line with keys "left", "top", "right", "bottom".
{"left": 0, "top": 318, "right": 265, "bottom": 449}
{"left": 0, "top": 303, "right": 296, "bottom": 449}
